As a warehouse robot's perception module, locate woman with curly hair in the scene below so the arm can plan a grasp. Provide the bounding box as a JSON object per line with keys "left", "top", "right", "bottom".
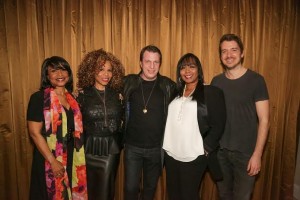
{"left": 77, "top": 49, "right": 125, "bottom": 200}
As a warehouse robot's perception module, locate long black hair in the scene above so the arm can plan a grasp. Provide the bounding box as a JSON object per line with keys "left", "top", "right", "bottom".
{"left": 40, "top": 56, "right": 73, "bottom": 92}
{"left": 176, "top": 53, "right": 205, "bottom": 103}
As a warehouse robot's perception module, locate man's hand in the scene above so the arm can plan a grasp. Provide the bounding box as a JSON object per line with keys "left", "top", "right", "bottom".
{"left": 247, "top": 153, "right": 261, "bottom": 176}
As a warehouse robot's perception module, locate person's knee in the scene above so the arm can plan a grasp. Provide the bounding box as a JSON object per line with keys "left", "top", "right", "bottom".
{"left": 234, "top": 179, "right": 255, "bottom": 200}
{"left": 217, "top": 181, "right": 233, "bottom": 200}
{"left": 125, "top": 175, "right": 140, "bottom": 192}
{"left": 125, "top": 184, "right": 139, "bottom": 192}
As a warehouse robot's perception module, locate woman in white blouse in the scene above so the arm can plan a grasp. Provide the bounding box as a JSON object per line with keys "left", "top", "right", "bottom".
{"left": 163, "top": 53, "right": 226, "bottom": 200}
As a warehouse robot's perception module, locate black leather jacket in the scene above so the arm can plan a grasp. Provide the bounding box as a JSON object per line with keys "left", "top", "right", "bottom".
{"left": 77, "top": 87, "right": 123, "bottom": 155}
{"left": 123, "top": 73, "right": 176, "bottom": 133}
{"left": 197, "top": 85, "right": 226, "bottom": 181}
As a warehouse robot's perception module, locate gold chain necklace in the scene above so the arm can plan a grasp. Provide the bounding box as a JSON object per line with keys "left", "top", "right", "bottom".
{"left": 93, "top": 87, "right": 108, "bottom": 127}
{"left": 140, "top": 78, "right": 157, "bottom": 114}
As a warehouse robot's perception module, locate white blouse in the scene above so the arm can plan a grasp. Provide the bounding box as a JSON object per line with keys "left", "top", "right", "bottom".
{"left": 163, "top": 96, "right": 204, "bottom": 162}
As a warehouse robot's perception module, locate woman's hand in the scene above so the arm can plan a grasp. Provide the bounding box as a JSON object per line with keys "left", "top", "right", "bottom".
{"left": 28, "top": 121, "right": 66, "bottom": 178}
{"left": 50, "top": 159, "right": 65, "bottom": 178}
{"left": 72, "top": 88, "right": 83, "bottom": 98}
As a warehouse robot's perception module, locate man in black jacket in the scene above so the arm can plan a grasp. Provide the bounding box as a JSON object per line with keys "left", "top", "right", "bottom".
{"left": 123, "top": 45, "right": 176, "bottom": 200}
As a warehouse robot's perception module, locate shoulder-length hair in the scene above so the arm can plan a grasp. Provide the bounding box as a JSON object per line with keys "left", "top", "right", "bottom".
{"left": 40, "top": 56, "right": 73, "bottom": 92}
{"left": 176, "top": 53, "right": 205, "bottom": 103}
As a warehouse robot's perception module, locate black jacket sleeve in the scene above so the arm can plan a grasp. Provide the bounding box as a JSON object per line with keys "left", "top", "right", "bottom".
{"left": 203, "top": 85, "right": 226, "bottom": 153}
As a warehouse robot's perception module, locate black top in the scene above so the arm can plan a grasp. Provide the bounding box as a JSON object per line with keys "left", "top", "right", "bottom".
{"left": 126, "top": 79, "right": 165, "bottom": 148}
{"left": 211, "top": 69, "right": 269, "bottom": 155}
{"left": 27, "top": 90, "right": 75, "bottom": 136}
{"left": 77, "top": 87, "right": 123, "bottom": 156}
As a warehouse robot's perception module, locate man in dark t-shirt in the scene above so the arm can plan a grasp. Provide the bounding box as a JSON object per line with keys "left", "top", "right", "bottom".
{"left": 211, "top": 34, "right": 270, "bottom": 200}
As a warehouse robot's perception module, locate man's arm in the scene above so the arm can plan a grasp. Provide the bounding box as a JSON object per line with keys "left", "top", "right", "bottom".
{"left": 247, "top": 100, "right": 270, "bottom": 176}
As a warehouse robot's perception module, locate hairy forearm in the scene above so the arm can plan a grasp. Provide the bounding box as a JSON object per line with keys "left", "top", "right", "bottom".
{"left": 252, "top": 100, "right": 270, "bottom": 157}
{"left": 253, "top": 120, "right": 269, "bottom": 157}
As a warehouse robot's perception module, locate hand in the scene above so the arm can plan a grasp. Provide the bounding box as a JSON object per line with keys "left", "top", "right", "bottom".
{"left": 72, "top": 88, "right": 83, "bottom": 98}
{"left": 204, "top": 149, "right": 209, "bottom": 156}
{"left": 50, "top": 159, "right": 65, "bottom": 178}
{"left": 247, "top": 153, "right": 261, "bottom": 176}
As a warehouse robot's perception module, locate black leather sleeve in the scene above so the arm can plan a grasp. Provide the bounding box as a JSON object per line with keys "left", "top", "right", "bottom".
{"left": 203, "top": 85, "right": 226, "bottom": 153}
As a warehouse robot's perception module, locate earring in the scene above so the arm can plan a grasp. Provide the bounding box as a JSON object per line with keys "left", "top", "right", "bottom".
{"left": 178, "top": 77, "right": 182, "bottom": 82}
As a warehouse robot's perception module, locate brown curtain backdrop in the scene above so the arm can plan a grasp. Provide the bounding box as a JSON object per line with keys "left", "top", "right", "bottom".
{"left": 0, "top": 0, "right": 299, "bottom": 199}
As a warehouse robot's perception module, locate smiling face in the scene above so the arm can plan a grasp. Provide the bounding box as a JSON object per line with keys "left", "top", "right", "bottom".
{"left": 140, "top": 51, "right": 161, "bottom": 81}
{"left": 47, "top": 66, "right": 70, "bottom": 88}
{"left": 94, "top": 60, "right": 113, "bottom": 90}
{"left": 220, "top": 40, "right": 244, "bottom": 70}
{"left": 179, "top": 59, "right": 199, "bottom": 86}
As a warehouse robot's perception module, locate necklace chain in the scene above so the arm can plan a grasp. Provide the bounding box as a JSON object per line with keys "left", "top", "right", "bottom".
{"left": 140, "top": 78, "right": 157, "bottom": 114}
{"left": 93, "top": 87, "right": 108, "bottom": 127}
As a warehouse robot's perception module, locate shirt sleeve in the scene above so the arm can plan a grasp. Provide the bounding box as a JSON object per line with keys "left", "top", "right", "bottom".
{"left": 27, "top": 91, "right": 44, "bottom": 122}
{"left": 254, "top": 76, "right": 269, "bottom": 102}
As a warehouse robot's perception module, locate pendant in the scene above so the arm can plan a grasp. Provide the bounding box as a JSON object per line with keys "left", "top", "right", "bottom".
{"left": 143, "top": 108, "right": 147, "bottom": 114}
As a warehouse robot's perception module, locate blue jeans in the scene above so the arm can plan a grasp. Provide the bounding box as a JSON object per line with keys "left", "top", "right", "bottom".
{"left": 217, "top": 149, "right": 256, "bottom": 200}
{"left": 124, "top": 144, "right": 162, "bottom": 200}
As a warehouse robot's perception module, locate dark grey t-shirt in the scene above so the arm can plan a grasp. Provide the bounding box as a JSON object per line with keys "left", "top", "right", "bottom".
{"left": 211, "top": 69, "right": 269, "bottom": 155}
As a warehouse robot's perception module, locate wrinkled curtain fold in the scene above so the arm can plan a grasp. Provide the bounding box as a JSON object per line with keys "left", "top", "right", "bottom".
{"left": 0, "top": 0, "right": 299, "bottom": 199}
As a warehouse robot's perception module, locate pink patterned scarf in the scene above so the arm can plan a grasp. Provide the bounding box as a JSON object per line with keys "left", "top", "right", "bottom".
{"left": 43, "top": 87, "right": 88, "bottom": 199}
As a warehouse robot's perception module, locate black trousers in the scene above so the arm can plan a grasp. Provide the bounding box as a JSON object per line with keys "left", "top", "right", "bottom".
{"left": 86, "top": 153, "right": 120, "bottom": 200}
{"left": 124, "top": 144, "right": 162, "bottom": 200}
{"left": 164, "top": 153, "right": 208, "bottom": 200}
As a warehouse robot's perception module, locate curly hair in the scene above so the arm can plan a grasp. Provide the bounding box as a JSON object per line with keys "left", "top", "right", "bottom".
{"left": 77, "top": 49, "right": 125, "bottom": 92}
